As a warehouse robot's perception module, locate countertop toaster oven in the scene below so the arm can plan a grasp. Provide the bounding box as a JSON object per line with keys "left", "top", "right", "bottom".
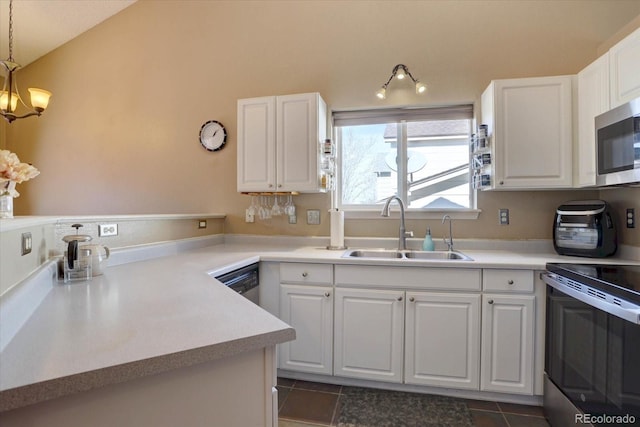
{"left": 553, "top": 200, "right": 617, "bottom": 257}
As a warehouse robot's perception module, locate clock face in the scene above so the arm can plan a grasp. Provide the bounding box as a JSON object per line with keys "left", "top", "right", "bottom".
{"left": 199, "top": 120, "right": 227, "bottom": 152}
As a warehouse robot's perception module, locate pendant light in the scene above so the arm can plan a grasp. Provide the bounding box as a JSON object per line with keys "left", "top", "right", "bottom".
{"left": 376, "top": 64, "right": 426, "bottom": 100}
{"left": 1, "top": 0, "right": 52, "bottom": 123}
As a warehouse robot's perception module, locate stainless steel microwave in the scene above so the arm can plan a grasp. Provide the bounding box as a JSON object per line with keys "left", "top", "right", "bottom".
{"left": 595, "top": 97, "right": 640, "bottom": 186}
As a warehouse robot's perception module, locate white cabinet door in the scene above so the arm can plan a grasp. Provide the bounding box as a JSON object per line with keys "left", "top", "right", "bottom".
{"left": 334, "top": 287, "right": 404, "bottom": 383}
{"left": 577, "top": 54, "right": 610, "bottom": 187}
{"left": 482, "top": 76, "right": 574, "bottom": 189}
{"left": 405, "top": 292, "right": 480, "bottom": 390}
{"left": 279, "top": 284, "right": 333, "bottom": 375}
{"left": 610, "top": 27, "right": 640, "bottom": 108}
{"left": 237, "top": 93, "right": 327, "bottom": 193}
{"left": 276, "top": 93, "right": 326, "bottom": 192}
{"left": 481, "top": 294, "right": 535, "bottom": 394}
{"left": 237, "top": 97, "right": 277, "bottom": 192}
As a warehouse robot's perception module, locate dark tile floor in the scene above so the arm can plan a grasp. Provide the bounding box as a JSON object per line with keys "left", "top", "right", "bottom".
{"left": 277, "top": 378, "right": 550, "bottom": 427}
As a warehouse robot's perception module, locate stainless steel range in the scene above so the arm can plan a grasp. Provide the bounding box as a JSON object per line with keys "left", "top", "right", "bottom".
{"left": 542, "top": 263, "right": 640, "bottom": 427}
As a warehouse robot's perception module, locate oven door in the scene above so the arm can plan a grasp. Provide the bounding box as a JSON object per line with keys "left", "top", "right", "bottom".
{"left": 546, "top": 285, "right": 640, "bottom": 426}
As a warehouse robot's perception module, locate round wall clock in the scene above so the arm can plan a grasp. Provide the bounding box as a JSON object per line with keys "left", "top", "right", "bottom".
{"left": 199, "top": 120, "right": 227, "bottom": 152}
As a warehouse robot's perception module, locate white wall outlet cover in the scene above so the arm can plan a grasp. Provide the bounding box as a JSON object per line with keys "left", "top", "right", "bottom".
{"left": 306, "top": 210, "right": 321, "bottom": 225}
{"left": 245, "top": 209, "right": 255, "bottom": 223}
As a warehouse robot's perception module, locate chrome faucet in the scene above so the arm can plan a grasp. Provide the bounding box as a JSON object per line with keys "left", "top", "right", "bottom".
{"left": 381, "top": 196, "right": 413, "bottom": 251}
{"left": 442, "top": 214, "right": 454, "bottom": 251}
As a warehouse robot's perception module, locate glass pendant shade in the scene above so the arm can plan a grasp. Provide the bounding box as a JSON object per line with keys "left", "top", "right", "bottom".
{"left": 28, "top": 88, "right": 52, "bottom": 111}
{"left": 376, "top": 88, "right": 386, "bottom": 99}
{"left": 395, "top": 67, "right": 406, "bottom": 80}
{"left": 416, "top": 82, "right": 427, "bottom": 94}
{"left": 0, "top": 91, "right": 19, "bottom": 112}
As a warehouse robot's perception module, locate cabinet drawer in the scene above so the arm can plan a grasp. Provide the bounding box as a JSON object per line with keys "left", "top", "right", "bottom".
{"left": 483, "top": 269, "right": 533, "bottom": 293}
{"left": 280, "top": 263, "right": 333, "bottom": 285}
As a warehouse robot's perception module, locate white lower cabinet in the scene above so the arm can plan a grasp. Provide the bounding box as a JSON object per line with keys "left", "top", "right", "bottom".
{"left": 275, "top": 263, "right": 539, "bottom": 399}
{"left": 480, "top": 294, "right": 535, "bottom": 394}
{"left": 405, "top": 292, "right": 481, "bottom": 389}
{"left": 279, "top": 284, "right": 333, "bottom": 375}
{"left": 334, "top": 288, "right": 481, "bottom": 388}
{"left": 334, "top": 287, "right": 405, "bottom": 383}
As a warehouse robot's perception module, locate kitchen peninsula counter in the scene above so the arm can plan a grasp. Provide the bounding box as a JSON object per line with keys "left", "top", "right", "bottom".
{"left": 0, "top": 237, "right": 295, "bottom": 423}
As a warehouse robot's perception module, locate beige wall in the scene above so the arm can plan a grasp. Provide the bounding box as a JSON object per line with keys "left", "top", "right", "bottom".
{"left": 2, "top": 0, "right": 639, "bottom": 245}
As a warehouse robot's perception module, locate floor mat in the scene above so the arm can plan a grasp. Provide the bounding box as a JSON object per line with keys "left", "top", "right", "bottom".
{"left": 336, "top": 386, "right": 474, "bottom": 427}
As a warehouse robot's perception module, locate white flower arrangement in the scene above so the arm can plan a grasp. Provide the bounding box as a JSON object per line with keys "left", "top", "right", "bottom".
{"left": 0, "top": 149, "right": 40, "bottom": 197}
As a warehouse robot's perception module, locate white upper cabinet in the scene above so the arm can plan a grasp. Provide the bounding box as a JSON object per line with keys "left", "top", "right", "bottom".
{"left": 577, "top": 53, "right": 610, "bottom": 187}
{"left": 481, "top": 76, "right": 574, "bottom": 189}
{"left": 237, "top": 93, "right": 327, "bottom": 193}
{"left": 609, "top": 27, "right": 640, "bottom": 108}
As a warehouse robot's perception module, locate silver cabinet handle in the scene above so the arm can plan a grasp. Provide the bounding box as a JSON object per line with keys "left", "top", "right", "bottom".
{"left": 302, "top": 272, "right": 308, "bottom": 277}
{"left": 488, "top": 299, "right": 494, "bottom": 304}
{"left": 324, "top": 292, "right": 331, "bottom": 297}
{"left": 508, "top": 280, "right": 514, "bottom": 285}
{"left": 409, "top": 297, "right": 415, "bottom": 302}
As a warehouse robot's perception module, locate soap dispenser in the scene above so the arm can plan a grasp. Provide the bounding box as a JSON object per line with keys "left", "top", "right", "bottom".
{"left": 422, "top": 227, "right": 435, "bottom": 251}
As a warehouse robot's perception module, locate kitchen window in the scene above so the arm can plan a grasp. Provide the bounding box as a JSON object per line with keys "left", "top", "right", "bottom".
{"left": 334, "top": 105, "right": 478, "bottom": 218}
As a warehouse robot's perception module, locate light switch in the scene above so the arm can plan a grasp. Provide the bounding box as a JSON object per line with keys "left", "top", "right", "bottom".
{"left": 21, "top": 232, "right": 32, "bottom": 256}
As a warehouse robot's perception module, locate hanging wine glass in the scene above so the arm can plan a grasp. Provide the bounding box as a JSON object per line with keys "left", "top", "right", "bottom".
{"left": 258, "top": 195, "right": 269, "bottom": 220}
{"left": 247, "top": 195, "right": 257, "bottom": 218}
{"left": 285, "top": 194, "right": 296, "bottom": 216}
{"left": 271, "top": 195, "right": 284, "bottom": 216}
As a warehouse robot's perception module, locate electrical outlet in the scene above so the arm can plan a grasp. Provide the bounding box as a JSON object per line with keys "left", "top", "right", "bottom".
{"left": 499, "top": 208, "right": 509, "bottom": 225}
{"left": 288, "top": 214, "right": 297, "bottom": 224}
{"left": 306, "top": 209, "right": 321, "bottom": 225}
{"left": 245, "top": 209, "right": 255, "bottom": 223}
{"left": 627, "top": 208, "right": 635, "bottom": 228}
{"left": 21, "top": 232, "right": 32, "bottom": 256}
{"left": 99, "top": 223, "right": 118, "bottom": 237}
{"left": 198, "top": 220, "right": 207, "bottom": 229}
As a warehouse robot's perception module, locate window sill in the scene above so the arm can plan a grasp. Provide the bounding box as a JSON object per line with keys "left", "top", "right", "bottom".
{"left": 342, "top": 209, "right": 481, "bottom": 220}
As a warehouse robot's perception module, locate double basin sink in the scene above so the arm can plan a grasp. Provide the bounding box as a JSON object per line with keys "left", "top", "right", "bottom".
{"left": 342, "top": 249, "right": 473, "bottom": 261}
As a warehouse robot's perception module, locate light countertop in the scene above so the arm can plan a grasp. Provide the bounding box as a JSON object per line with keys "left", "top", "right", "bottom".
{"left": 1, "top": 235, "right": 638, "bottom": 412}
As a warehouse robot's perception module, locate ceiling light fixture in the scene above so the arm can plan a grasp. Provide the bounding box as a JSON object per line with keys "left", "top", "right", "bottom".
{"left": 376, "top": 64, "right": 426, "bottom": 100}
{"left": 1, "top": 0, "right": 52, "bottom": 123}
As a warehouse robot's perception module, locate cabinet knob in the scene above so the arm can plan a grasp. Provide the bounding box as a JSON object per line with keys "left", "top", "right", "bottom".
{"left": 397, "top": 296, "right": 403, "bottom": 302}
{"left": 278, "top": 184, "right": 282, "bottom": 188}
{"left": 508, "top": 280, "right": 514, "bottom": 285}
{"left": 269, "top": 184, "right": 274, "bottom": 188}
{"left": 488, "top": 299, "right": 494, "bottom": 305}
{"left": 499, "top": 181, "right": 504, "bottom": 185}
{"left": 324, "top": 292, "right": 331, "bottom": 298}
{"left": 409, "top": 297, "right": 415, "bottom": 302}
{"left": 302, "top": 272, "right": 308, "bottom": 278}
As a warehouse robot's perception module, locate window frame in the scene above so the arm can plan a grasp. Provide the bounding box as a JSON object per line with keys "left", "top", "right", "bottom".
{"left": 333, "top": 105, "right": 480, "bottom": 220}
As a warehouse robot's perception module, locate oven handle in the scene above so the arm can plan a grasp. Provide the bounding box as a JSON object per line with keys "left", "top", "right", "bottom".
{"left": 542, "top": 272, "right": 640, "bottom": 325}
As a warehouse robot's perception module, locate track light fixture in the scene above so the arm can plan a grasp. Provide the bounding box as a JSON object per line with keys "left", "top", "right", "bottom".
{"left": 376, "top": 64, "right": 426, "bottom": 100}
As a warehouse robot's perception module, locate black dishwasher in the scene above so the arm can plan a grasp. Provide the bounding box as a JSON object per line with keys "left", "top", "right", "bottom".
{"left": 214, "top": 263, "right": 259, "bottom": 304}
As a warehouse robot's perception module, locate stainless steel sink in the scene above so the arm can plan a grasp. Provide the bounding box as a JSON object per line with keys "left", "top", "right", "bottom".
{"left": 403, "top": 250, "right": 473, "bottom": 261}
{"left": 342, "top": 249, "right": 473, "bottom": 261}
{"left": 344, "top": 250, "right": 404, "bottom": 259}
